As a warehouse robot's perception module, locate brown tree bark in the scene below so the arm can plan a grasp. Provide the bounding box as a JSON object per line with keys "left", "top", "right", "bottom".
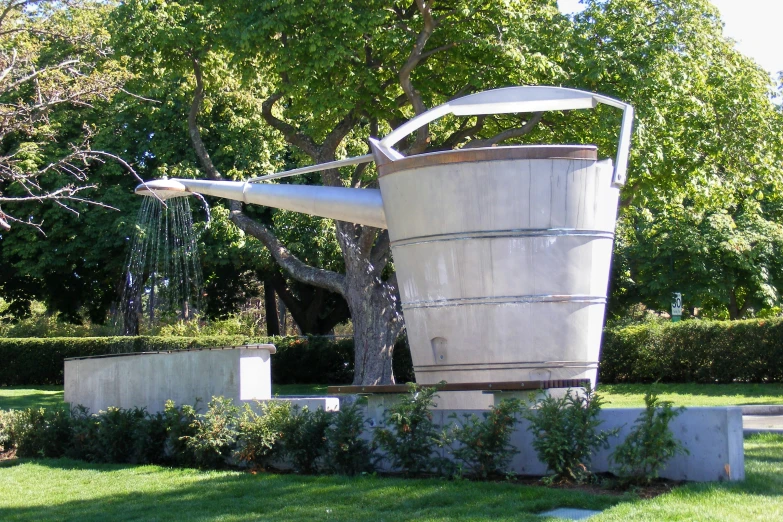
{"left": 263, "top": 281, "right": 280, "bottom": 336}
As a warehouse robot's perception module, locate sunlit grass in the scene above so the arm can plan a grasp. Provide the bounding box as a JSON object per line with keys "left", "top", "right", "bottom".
{"left": 3, "top": 383, "right": 783, "bottom": 411}
{"left": 598, "top": 383, "right": 783, "bottom": 408}
{"left": 592, "top": 434, "right": 783, "bottom": 521}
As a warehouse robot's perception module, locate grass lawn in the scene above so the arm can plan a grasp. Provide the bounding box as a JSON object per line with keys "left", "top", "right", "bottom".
{"left": 3, "top": 383, "right": 782, "bottom": 411}
{"left": 0, "top": 384, "right": 327, "bottom": 411}
{"left": 0, "top": 386, "right": 65, "bottom": 411}
{"left": 0, "top": 434, "right": 780, "bottom": 521}
{"left": 598, "top": 383, "right": 783, "bottom": 408}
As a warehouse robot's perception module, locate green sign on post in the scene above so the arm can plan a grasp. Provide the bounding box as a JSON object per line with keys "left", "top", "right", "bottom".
{"left": 671, "top": 292, "right": 682, "bottom": 322}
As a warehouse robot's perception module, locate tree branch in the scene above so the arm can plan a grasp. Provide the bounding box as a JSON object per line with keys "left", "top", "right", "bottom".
{"left": 228, "top": 201, "right": 347, "bottom": 296}
{"left": 186, "top": 57, "right": 346, "bottom": 296}
{"left": 398, "top": 0, "right": 438, "bottom": 155}
{"left": 358, "top": 225, "right": 379, "bottom": 259}
{"left": 464, "top": 112, "right": 544, "bottom": 148}
{"left": 261, "top": 92, "right": 320, "bottom": 160}
{"left": 321, "top": 109, "right": 360, "bottom": 161}
{"left": 351, "top": 160, "right": 369, "bottom": 188}
{"left": 438, "top": 115, "right": 486, "bottom": 150}
{"left": 188, "top": 57, "right": 223, "bottom": 181}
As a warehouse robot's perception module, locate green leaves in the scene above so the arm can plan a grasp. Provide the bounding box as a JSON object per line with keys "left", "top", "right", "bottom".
{"left": 610, "top": 392, "right": 687, "bottom": 485}
{"left": 524, "top": 385, "right": 617, "bottom": 484}
{"left": 448, "top": 399, "right": 525, "bottom": 479}
{"left": 373, "top": 383, "right": 449, "bottom": 477}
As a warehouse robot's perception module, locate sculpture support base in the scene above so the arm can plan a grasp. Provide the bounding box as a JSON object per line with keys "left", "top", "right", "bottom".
{"left": 65, "top": 345, "right": 276, "bottom": 414}
{"left": 328, "top": 380, "right": 590, "bottom": 411}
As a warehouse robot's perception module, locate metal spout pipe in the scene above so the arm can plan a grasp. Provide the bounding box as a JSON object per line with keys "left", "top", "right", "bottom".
{"left": 135, "top": 178, "right": 387, "bottom": 229}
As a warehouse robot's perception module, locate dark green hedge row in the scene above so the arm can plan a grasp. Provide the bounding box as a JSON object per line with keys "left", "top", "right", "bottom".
{"left": 599, "top": 318, "right": 783, "bottom": 384}
{"left": 0, "top": 336, "right": 259, "bottom": 386}
{"left": 4, "top": 318, "right": 782, "bottom": 386}
{"left": 0, "top": 335, "right": 415, "bottom": 386}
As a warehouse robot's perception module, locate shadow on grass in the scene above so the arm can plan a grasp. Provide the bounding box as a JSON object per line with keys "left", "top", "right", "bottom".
{"left": 0, "top": 459, "right": 626, "bottom": 522}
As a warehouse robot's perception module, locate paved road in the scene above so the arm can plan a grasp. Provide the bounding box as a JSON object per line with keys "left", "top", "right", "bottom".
{"left": 741, "top": 406, "right": 783, "bottom": 433}
{"left": 744, "top": 415, "right": 783, "bottom": 432}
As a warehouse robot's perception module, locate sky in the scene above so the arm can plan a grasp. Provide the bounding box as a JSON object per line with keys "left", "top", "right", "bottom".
{"left": 557, "top": 0, "right": 783, "bottom": 76}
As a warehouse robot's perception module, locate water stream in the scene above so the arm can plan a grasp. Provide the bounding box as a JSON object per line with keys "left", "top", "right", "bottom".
{"left": 113, "top": 196, "right": 206, "bottom": 335}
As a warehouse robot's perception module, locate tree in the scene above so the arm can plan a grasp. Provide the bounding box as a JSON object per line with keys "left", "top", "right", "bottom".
{"left": 103, "top": 2, "right": 350, "bottom": 334}
{"left": 562, "top": 0, "right": 783, "bottom": 319}
{"left": 0, "top": 0, "right": 135, "bottom": 232}
{"left": 614, "top": 193, "right": 783, "bottom": 320}
{"left": 111, "top": 0, "right": 570, "bottom": 384}
{"left": 0, "top": 1, "right": 149, "bottom": 322}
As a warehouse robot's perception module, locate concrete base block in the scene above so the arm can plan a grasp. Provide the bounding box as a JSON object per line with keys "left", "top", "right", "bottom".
{"left": 367, "top": 391, "right": 494, "bottom": 415}
{"left": 367, "top": 404, "right": 744, "bottom": 482}
{"left": 64, "top": 346, "right": 275, "bottom": 414}
{"left": 275, "top": 397, "right": 340, "bottom": 412}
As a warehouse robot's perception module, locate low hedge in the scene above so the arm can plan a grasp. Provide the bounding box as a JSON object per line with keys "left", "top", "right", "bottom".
{"left": 0, "top": 336, "right": 262, "bottom": 386}
{"left": 0, "top": 335, "right": 415, "bottom": 386}
{"left": 3, "top": 317, "right": 783, "bottom": 386}
{"left": 599, "top": 318, "right": 783, "bottom": 384}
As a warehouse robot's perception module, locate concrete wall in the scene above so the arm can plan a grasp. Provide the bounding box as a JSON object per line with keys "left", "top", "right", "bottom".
{"left": 64, "top": 346, "right": 275, "bottom": 414}
{"left": 365, "top": 399, "right": 744, "bottom": 482}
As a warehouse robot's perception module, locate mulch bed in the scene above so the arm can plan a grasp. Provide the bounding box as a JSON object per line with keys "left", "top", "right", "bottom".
{"left": 511, "top": 474, "right": 683, "bottom": 499}
{"left": 0, "top": 448, "right": 17, "bottom": 462}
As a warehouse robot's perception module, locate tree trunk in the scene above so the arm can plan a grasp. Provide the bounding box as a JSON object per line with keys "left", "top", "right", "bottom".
{"left": 277, "top": 297, "right": 287, "bottom": 335}
{"left": 341, "top": 235, "right": 403, "bottom": 385}
{"left": 189, "top": 58, "right": 400, "bottom": 384}
{"left": 266, "top": 269, "right": 351, "bottom": 334}
{"left": 263, "top": 282, "right": 280, "bottom": 335}
{"left": 728, "top": 288, "right": 750, "bottom": 320}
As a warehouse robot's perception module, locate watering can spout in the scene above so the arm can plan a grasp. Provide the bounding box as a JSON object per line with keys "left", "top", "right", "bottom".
{"left": 135, "top": 178, "right": 388, "bottom": 229}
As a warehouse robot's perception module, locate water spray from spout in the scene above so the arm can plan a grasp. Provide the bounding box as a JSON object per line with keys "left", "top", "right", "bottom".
{"left": 192, "top": 192, "right": 211, "bottom": 230}
{"left": 113, "top": 195, "right": 205, "bottom": 335}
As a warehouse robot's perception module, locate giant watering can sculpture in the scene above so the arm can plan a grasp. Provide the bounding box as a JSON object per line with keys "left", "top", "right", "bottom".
{"left": 137, "top": 86, "right": 634, "bottom": 386}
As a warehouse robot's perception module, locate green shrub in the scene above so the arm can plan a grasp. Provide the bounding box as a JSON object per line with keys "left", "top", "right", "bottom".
{"left": 8, "top": 317, "right": 783, "bottom": 387}
{"left": 161, "top": 400, "right": 199, "bottom": 467}
{"left": 182, "top": 397, "right": 240, "bottom": 469}
{"left": 11, "top": 407, "right": 72, "bottom": 458}
{"left": 236, "top": 400, "right": 292, "bottom": 469}
{"left": 67, "top": 406, "right": 98, "bottom": 461}
{"left": 281, "top": 406, "right": 332, "bottom": 474}
{"left": 324, "top": 403, "right": 374, "bottom": 476}
{"left": 373, "top": 384, "right": 448, "bottom": 477}
{"left": 448, "top": 399, "right": 525, "bottom": 479}
{"left": 610, "top": 393, "right": 688, "bottom": 485}
{"left": 67, "top": 406, "right": 168, "bottom": 464}
{"left": 0, "top": 409, "right": 19, "bottom": 451}
{"left": 600, "top": 318, "right": 783, "bottom": 383}
{"left": 138, "top": 411, "right": 170, "bottom": 464}
{"left": 524, "top": 386, "right": 617, "bottom": 484}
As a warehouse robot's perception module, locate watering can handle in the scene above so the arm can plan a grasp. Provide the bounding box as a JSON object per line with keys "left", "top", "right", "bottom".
{"left": 247, "top": 86, "right": 633, "bottom": 187}
{"left": 378, "top": 86, "right": 633, "bottom": 188}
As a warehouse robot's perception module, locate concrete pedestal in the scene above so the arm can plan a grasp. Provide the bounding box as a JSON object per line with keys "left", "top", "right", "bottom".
{"left": 65, "top": 345, "right": 275, "bottom": 413}
{"left": 364, "top": 398, "right": 744, "bottom": 482}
